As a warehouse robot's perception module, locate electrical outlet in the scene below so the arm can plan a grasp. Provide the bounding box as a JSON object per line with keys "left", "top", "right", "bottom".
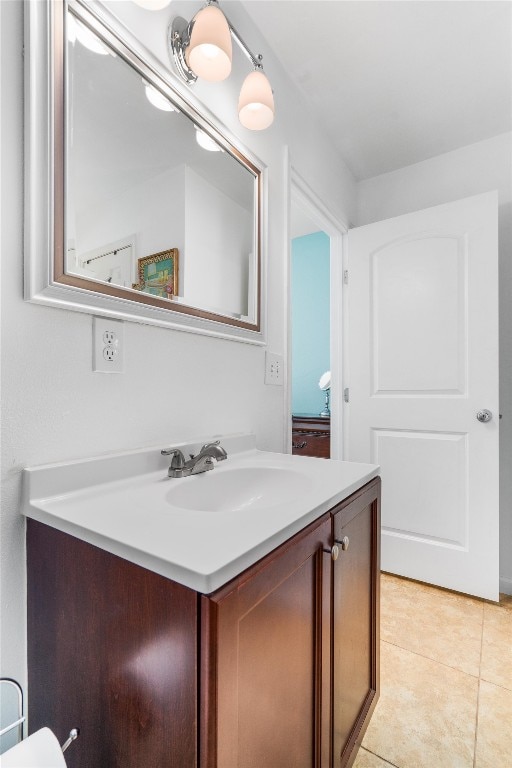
{"left": 103, "top": 330, "right": 116, "bottom": 346}
{"left": 265, "top": 351, "right": 284, "bottom": 386}
{"left": 103, "top": 346, "right": 117, "bottom": 362}
{"left": 93, "top": 317, "right": 124, "bottom": 373}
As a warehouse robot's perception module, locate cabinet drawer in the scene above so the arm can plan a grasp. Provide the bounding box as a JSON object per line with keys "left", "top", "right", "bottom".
{"left": 292, "top": 433, "right": 330, "bottom": 458}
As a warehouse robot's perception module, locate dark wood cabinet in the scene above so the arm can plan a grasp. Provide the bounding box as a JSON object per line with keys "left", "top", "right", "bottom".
{"left": 27, "top": 478, "right": 380, "bottom": 768}
{"left": 292, "top": 415, "right": 331, "bottom": 458}
{"left": 201, "top": 514, "right": 332, "bottom": 768}
{"left": 27, "top": 522, "right": 198, "bottom": 768}
{"left": 332, "top": 479, "right": 381, "bottom": 767}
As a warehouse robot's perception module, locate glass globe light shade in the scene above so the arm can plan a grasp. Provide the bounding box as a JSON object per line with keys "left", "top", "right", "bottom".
{"left": 195, "top": 128, "right": 222, "bottom": 152}
{"left": 144, "top": 82, "right": 175, "bottom": 112}
{"left": 67, "top": 13, "right": 77, "bottom": 43}
{"left": 74, "top": 18, "right": 110, "bottom": 55}
{"left": 186, "top": 5, "right": 232, "bottom": 82}
{"left": 238, "top": 70, "right": 274, "bottom": 130}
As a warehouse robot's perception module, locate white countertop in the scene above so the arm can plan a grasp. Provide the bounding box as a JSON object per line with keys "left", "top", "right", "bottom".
{"left": 22, "top": 434, "right": 379, "bottom": 593}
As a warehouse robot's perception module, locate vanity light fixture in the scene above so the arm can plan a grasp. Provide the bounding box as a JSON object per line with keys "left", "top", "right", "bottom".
{"left": 143, "top": 80, "right": 176, "bottom": 112}
{"left": 68, "top": 14, "right": 112, "bottom": 56}
{"left": 170, "top": 0, "right": 275, "bottom": 130}
{"left": 186, "top": 4, "right": 232, "bottom": 82}
{"left": 238, "top": 70, "right": 274, "bottom": 131}
{"left": 195, "top": 127, "right": 223, "bottom": 152}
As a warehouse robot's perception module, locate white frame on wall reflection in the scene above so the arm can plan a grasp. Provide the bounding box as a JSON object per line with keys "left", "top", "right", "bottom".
{"left": 24, "top": 0, "right": 266, "bottom": 343}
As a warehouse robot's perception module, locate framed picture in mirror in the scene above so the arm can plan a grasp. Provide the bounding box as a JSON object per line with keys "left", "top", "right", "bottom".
{"left": 133, "top": 249, "right": 179, "bottom": 300}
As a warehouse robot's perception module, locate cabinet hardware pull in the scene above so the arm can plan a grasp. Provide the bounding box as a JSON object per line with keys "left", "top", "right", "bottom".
{"left": 292, "top": 441, "right": 307, "bottom": 450}
{"left": 335, "top": 536, "right": 350, "bottom": 551}
{"left": 331, "top": 544, "right": 339, "bottom": 561}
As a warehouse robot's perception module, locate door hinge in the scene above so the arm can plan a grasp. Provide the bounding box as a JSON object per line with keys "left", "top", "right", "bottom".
{"left": 344, "top": 387, "right": 350, "bottom": 403}
{"left": 343, "top": 270, "right": 349, "bottom": 285}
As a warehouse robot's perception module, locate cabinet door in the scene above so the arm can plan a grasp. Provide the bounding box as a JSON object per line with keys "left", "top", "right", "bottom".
{"left": 332, "top": 478, "right": 381, "bottom": 767}
{"left": 201, "top": 514, "right": 332, "bottom": 768}
{"left": 27, "top": 520, "right": 198, "bottom": 768}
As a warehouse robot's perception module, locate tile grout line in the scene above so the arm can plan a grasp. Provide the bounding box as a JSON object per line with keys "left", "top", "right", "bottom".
{"left": 473, "top": 678, "right": 482, "bottom": 768}
{"left": 472, "top": 602, "right": 485, "bottom": 768}
{"left": 478, "top": 676, "right": 512, "bottom": 694}
{"left": 381, "top": 638, "right": 480, "bottom": 680}
{"left": 360, "top": 745, "right": 401, "bottom": 768}
{"left": 479, "top": 595, "right": 512, "bottom": 693}
{"left": 379, "top": 578, "right": 511, "bottom": 768}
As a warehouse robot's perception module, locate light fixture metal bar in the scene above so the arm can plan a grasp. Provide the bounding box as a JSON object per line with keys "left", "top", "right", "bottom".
{"left": 228, "top": 23, "right": 263, "bottom": 70}
{"left": 207, "top": 0, "right": 262, "bottom": 69}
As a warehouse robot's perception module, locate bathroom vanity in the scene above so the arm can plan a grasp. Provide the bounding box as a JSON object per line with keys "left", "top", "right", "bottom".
{"left": 24, "top": 437, "right": 380, "bottom": 768}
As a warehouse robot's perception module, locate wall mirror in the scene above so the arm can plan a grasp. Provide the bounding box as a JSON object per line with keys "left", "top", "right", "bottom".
{"left": 25, "top": 0, "right": 264, "bottom": 341}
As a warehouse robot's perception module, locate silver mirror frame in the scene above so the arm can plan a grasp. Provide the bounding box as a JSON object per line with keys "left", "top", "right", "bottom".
{"left": 24, "top": 0, "right": 267, "bottom": 344}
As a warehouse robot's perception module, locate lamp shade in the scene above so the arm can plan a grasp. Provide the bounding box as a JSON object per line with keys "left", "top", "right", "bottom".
{"left": 318, "top": 371, "right": 331, "bottom": 391}
{"left": 238, "top": 70, "right": 274, "bottom": 130}
{"left": 186, "top": 5, "right": 232, "bottom": 82}
{"left": 144, "top": 82, "right": 175, "bottom": 112}
{"left": 195, "top": 128, "right": 222, "bottom": 152}
{"left": 73, "top": 18, "right": 110, "bottom": 55}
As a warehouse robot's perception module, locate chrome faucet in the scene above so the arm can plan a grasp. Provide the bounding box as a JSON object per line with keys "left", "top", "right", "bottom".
{"left": 197, "top": 441, "right": 228, "bottom": 462}
{"left": 161, "top": 440, "right": 227, "bottom": 478}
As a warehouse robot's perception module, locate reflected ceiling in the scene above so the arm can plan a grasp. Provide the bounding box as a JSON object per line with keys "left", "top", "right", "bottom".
{"left": 71, "top": 41, "right": 253, "bottom": 214}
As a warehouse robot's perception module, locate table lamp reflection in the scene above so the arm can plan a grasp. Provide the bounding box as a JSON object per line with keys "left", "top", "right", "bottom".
{"left": 318, "top": 371, "right": 331, "bottom": 418}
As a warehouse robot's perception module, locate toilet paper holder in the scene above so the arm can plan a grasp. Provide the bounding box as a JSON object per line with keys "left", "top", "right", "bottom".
{"left": 0, "top": 679, "right": 79, "bottom": 755}
{"left": 60, "top": 729, "right": 79, "bottom": 753}
{"left": 0, "top": 679, "right": 25, "bottom": 745}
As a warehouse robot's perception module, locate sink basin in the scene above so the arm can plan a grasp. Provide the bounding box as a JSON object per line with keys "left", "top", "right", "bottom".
{"left": 165, "top": 466, "right": 311, "bottom": 513}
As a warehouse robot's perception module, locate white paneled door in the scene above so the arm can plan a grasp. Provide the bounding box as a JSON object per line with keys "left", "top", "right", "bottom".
{"left": 346, "top": 192, "right": 499, "bottom": 600}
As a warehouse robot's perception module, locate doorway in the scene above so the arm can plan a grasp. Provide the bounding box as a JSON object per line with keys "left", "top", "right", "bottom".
{"left": 286, "top": 167, "right": 346, "bottom": 459}
{"left": 286, "top": 174, "right": 499, "bottom": 599}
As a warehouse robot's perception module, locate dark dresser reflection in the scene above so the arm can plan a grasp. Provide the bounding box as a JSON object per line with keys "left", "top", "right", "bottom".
{"left": 291, "top": 415, "right": 331, "bottom": 458}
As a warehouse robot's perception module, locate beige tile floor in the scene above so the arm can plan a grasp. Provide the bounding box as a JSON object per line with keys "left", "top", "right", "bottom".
{"left": 354, "top": 573, "right": 512, "bottom": 768}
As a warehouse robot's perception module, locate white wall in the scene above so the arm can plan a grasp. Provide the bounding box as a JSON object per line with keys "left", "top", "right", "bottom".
{"left": 356, "top": 132, "right": 512, "bottom": 593}
{"left": 0, "top": 0, "right": 356, "bottom": 699}
{"left": 75, "top": 164, "right": 186, "bottom": 284}
{"left": 184, "top": 166, "right": 252, "bottom": 317}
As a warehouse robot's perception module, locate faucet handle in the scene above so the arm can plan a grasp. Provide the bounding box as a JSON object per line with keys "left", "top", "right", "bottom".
{"left": 161, "top": 448, "right": 186, "bottom": 469}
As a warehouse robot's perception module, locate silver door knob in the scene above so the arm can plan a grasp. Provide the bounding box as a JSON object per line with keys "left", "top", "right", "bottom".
{"left": 477, "top": 409, "right": 493, "bottom": 423}
{"left": 331, "top": 544, "right": 339, "bottom": 561}
{"left": 336, "top": 536, "right": 350, "bottom": 551}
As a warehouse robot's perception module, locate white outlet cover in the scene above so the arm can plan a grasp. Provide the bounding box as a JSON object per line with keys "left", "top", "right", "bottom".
{"left": 265, "top": 351, "right": 284, "bottom": 386}
{"left": 93, "top": 317, "right": 124, "bottom": 373}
